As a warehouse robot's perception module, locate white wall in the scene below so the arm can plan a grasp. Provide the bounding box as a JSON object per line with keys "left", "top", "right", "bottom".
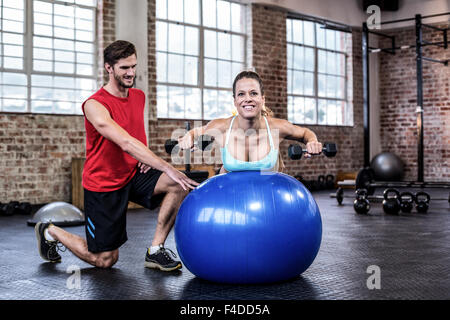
{"left": 115, "top": 0, "right": 149, "bottom": 135}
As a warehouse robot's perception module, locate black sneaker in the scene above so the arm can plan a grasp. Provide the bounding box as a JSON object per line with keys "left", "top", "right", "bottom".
{"left": 35, "top": 222, "right": 63, "bottom": 263}
{"left": 145, "top": 245, "right": 182, "bottom": 271}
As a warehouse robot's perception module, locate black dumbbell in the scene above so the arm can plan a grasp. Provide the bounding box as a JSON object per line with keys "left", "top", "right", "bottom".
{"left": 164, "top": 135, "right": 215, "bottom": 154}
{"left": 399, "top": 192, "right": 415, "bottom": 213}
{"left": 415, "top": 191, "right": 430, "bottom": 214}
{"left": 336, "top": 187, "right": 344, "bottom": 205}
{"left": 382, "top": 188, "right": 400, "bottom": 215}
{"left": 354, "top": 188, "right": 370, "bottom": 214}
{"left": 288, "top": 142, "right": 337, "bottom": 160}
{"left": 0, "top": 201, "right": 18, "bottom": 216}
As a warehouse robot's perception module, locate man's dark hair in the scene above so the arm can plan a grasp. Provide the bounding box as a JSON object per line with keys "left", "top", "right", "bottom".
{"left": 232, "top": 70, "right": 264, "bottom": 98}
{"left": 103, "top": 40, "right": 137, "bottom": 67}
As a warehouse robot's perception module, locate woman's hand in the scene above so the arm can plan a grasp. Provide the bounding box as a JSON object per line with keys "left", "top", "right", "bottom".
{"left": 304, "top": 141, "right": 323, "bottom": 158}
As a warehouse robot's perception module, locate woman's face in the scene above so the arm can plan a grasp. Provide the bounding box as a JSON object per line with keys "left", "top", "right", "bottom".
{"left": 233, "top": 78, "right": 265, "bottom": 119}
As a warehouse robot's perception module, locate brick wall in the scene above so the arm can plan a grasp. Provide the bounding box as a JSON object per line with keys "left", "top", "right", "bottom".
{"left": 378, "top": 22, "right": 449, "bottom": 181}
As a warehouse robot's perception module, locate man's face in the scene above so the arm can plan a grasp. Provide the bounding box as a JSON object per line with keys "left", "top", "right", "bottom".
{"left": 107, "top": 54, "right": 137, "bottom": 88}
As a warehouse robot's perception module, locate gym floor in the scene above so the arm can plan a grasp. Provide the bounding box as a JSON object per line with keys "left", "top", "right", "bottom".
{"left": 1, "top": 189, "right": 449, "bottom": 300}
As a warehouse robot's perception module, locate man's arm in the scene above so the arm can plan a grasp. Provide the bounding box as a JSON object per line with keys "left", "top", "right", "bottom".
{"left": 84, "top": 99, "right": 198, "bottom": 190}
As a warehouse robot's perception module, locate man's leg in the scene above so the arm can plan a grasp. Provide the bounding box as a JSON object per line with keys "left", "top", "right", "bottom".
{"left": 42, "top": 224, "right": 118, "bottom": 268}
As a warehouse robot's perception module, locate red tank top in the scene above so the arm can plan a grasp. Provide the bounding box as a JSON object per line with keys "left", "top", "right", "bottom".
{"left": 81, "top": 87, "right": 147, "bottom": 192}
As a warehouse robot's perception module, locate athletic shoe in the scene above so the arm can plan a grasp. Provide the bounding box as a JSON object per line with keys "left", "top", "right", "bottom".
{"left": 145, "top": 245, "right": 182, "bottom": 271}
{"left": 35, "top": 222, "right": 63, "bottom": 263}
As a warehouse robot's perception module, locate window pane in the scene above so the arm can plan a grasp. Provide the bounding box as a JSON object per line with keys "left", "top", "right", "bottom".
{"left": 292, "top": 19, "right": 302, "bottom": 44}
{"left": 318, "top": 74, "right": 326, "bottom": 97}
{"left": 4, "top": 0, "right": 25, "bottom": 9}
{"left": 327, "top": 100, "right": 337, "bottom": 125}
{"left": 167, "top": 54, "right": 184, "bottom": 83}
{"left": 34, "top": 48, "right": 53, "bottom": 60}
{"left": 157, "top": 85, "right": 168, "bottom": 118}
{"left": 54, "top": 76, "right": 75, "bottom": 88}
{"left": 184, "top": 56, "right": 197, "bottom": 85}
{"left": 203, "top": 89, "right": 218, "bottom": 119}
{"left": 3, "top": 33, "right": 23, "bottom": 45}
{"left": 34, "top": 36, "right": 53, "bottom": 48}
{"left": 55, "top": 27, "right": 75, "bottom": 39}
{"left": 76, "top": 41, "right": 93, "bottom": 53}
{"left": 304, "top": 98, "right": 316, "bottom": 124}
{"left": 35, "top": 24, "right": 52, "bottom": 36}
{"left": 55, "top": 50, "right": 75, "bottom": 62}
{"left": 304, "top": 47, "right": 314, "bottom": 72}
{"left": 204, "top": 30, "right": 217, "bottom": 58}
{"left": 168, "top": 0, "right": 183, "bottom": 22}
{"left": 4, "top": 57, "right": 23, "bottom": 69}
{"left": 316, "top": 24, "right": 325, "bottom": 48}
{"left": 168, "top": 86, "right": 184, "bottom": 118}
{"left": 202, "top": 0, "right": 216, "bottom": 28}
{"left": 168, "top": 23, "right": 184, "bottom": 54}
{"left": 156, "top": 52, "right": 167, "bottom": 82}
{"left": 204, "top": 58, "right": 217, "bottom": 87}
{"left": 217, "top": 1, "right": 230, "bottom": 30}
{"left": 55, "top": 62, "right": 74, "bottom": 74}
{"left": 2, "top": 98, "right": 26, "bottom": 112}
{"left": 231, "top": 35, "right": 244, "bottom": 62}
{"left": 156, "top": 22, "right": 167, "bottom": 52}
{"left": 156, "top": 0, "right": 167, "bottom": 19}
{"left": 76, "top": 64, "right": 93, "bottom": 75}
{"left": 287, "top": 44, "right": 293, "bottom": 69}
{"left": 34, "top": 1, "right": 52, "bottom": 13}
{"left": 34, "top": 12, "right": 52, "bottom": 25}
{"left": 231, "top": 62, "right": 243, "bottom": 82}
{"left": 318, "top": 99, "right": 326, "bottom": 124}
{"left": 287, "top": 95, "right": 293, "bottom": 122}
{"left": 286, "top": 19, "right": 292, "bottom": 43}
{"left": 293, "top": 45, "right": 303, "bottom": 70}
{"left": 3, "top": 85, "right": 27, "bottom": 98}
{"left": 184, "top": 0, "right": 199, "bottom": 25}
{"left": 293, "top": 97, "right": 304, "bottom": 124}
{"left": 77, "top": 53, "right": 93, "bottom": 64}
{"left": 326, "top": 75, "right": 337, "bottom": 97}
{"left": 34, "top": 59, "right": 52, "bottom": 72}
{"left": 231, "top": 3, "right": 242, "bottom": 32}
{"left": 185, "top": 87, "right": 201, "bottom": 119}
{"left": 31, "top": 100, "right": 53, "bottom": 113}
{"left": 4, "top": 45, "right": 22, "bottom": 57}
{"left": 328, "top": 52, "right": 337, "bottom": 74}
{"left": 55, "top": 39, "right": 74, "bottom": 51}
{"left": 217, "top": 60, "right": 231, "bottom": 88}
{"left": 303, "top": 21, "right": 315, "bottom": 46}
{"left": 304, "top": 72, "right": 313, "bottom": 96}
{"left": 292, "top": 70, "right": 303, "bottom": 95}
{"left": 318, "top": 50, "right": 326, "bottom": 73}
{"left": 217, "top": 90, "right": 232, "bottom": 118}
{"left": 2, "top": 72, "right": 27, "bottom": 85}
{"left": 326, "top": 29, "right": 336, "bottom": 50}
{"left": 217, "top": 32, "right": 230, "bottom": 60}
{"left": 185, "top": 26, "right": 198, "bottom": 56}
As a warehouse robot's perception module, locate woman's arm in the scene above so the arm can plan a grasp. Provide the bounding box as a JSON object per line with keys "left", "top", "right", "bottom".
{"left": 273, "top": 118, "right": 323, "bottom": 155}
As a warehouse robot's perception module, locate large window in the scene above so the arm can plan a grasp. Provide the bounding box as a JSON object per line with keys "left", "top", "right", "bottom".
{"left": 156, "top": 0, "right": 246, "bottom": 120}
{"left": 286, "top": 18, "right": 352, "bottom": 126}
{"left": 0, "top": 0, "right": 97, "bottom": 115}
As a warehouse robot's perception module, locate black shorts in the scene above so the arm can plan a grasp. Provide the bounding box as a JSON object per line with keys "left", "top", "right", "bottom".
{"left": 83, "top": 169, "right": 164, "bottom": 253}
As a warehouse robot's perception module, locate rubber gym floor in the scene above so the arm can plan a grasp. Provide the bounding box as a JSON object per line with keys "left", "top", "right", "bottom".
{"left": 1, "top": 188, "right": 449, "bottom": 300}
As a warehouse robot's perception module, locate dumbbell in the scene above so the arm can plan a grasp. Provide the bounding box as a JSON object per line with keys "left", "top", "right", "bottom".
{"left": 288, "top": 142, "right": 337, "bottom": 160}
{"left": 415, "top": 191, "right": 430, "bottom": 214}
{"left": 164, "top": 135, "right": 215, "bottom": 154}
{"left": 354, "top": 188, "right": 370, "bottom": 214}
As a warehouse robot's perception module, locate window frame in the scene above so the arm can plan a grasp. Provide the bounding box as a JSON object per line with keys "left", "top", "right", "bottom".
{"left": 155, "top": 0, "right": 247, "bottom": 121}
{"left": 286, "top": 16, "right": 352, "bottom": 127}
{"left": 0, "top": 0, "right": 98, "bottom": 115}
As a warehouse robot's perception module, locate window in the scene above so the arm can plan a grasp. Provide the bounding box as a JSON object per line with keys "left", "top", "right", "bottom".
{"left": 156, "top": 0, "right": 246, "bottom": 120}
{"left": 0, "top": 0, "right": 97, "bottom": 115}
{"left": 286, "top": 18, "right": 352, "bottom": 126}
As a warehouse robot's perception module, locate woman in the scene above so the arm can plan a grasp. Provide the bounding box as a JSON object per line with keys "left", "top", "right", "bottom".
{"left": 179, "top": 71, "right": 323, "bottom": 173}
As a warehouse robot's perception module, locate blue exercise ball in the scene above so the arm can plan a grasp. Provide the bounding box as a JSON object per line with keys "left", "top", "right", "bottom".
{"left": 174, "top": 171, "right": 322, "bottom": 284}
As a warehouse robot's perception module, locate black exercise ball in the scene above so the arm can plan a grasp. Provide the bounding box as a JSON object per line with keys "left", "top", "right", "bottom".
{"left": 370, "top": 152, "right": 404, "bottom": 181}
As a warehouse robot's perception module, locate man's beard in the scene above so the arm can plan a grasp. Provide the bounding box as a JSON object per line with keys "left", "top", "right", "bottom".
{"left": 114, "top": 72, "right": 135, "bottom": 88}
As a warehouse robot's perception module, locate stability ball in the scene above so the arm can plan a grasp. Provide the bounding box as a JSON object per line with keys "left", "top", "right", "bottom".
{"left": 174, "top": 171, "right": 322, "bottom": 284}
{"left": 370, "top": 152, "right": 405, "bottom": 181}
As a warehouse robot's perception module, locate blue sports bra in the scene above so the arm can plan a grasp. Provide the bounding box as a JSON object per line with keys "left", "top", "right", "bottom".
{"left": 221, "top": 116, "right": 278, "bottom": 172}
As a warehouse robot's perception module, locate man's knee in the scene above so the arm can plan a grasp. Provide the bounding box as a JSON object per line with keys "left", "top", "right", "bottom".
{"left": 93, "top": 251, "right": 118, "bottom": 268}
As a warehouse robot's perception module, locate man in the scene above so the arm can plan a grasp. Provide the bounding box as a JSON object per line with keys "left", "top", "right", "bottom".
{"left": 35, "top": 40, "right": 198, "bottom": 271}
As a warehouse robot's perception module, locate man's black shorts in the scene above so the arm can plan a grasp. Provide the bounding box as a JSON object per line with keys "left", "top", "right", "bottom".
{"left": 83, "top": 169, "right": 164, "bottom": 253}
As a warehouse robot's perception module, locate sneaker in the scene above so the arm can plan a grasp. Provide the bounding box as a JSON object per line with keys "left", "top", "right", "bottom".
{"left": 145, "top": 245, "right": 182, "bottom": 271}
{"left": 35, "top": 222, "right": 63, "bottom": 263}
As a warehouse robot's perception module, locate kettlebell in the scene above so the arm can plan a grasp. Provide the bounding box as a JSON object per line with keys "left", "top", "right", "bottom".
{"left": 326, "top": 174, "right": 335, "bottom": 190}
{"left": 354, "top": 188, "right": 370, "bottom": 214}
{"left": 317, "top": 175, "right": 326, "bottom": 190}
{"left": 415, "top": 191, "right": 430, "bottom": 214}
{"left": 399, "top": 192, "right": 415, "bottom": 213}
{"left": 382, "top": 188, "right": 400, "bottom": 215}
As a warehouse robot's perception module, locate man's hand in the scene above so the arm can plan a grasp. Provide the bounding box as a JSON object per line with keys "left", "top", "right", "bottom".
{"left": 138, "top": 162, "right": 152, "bottom": 173}
{"left": 165, "top": 167, "right": 199, "bottom": 191}
{"left": 304, "top": 141, "right": 323, "bottom": 158}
